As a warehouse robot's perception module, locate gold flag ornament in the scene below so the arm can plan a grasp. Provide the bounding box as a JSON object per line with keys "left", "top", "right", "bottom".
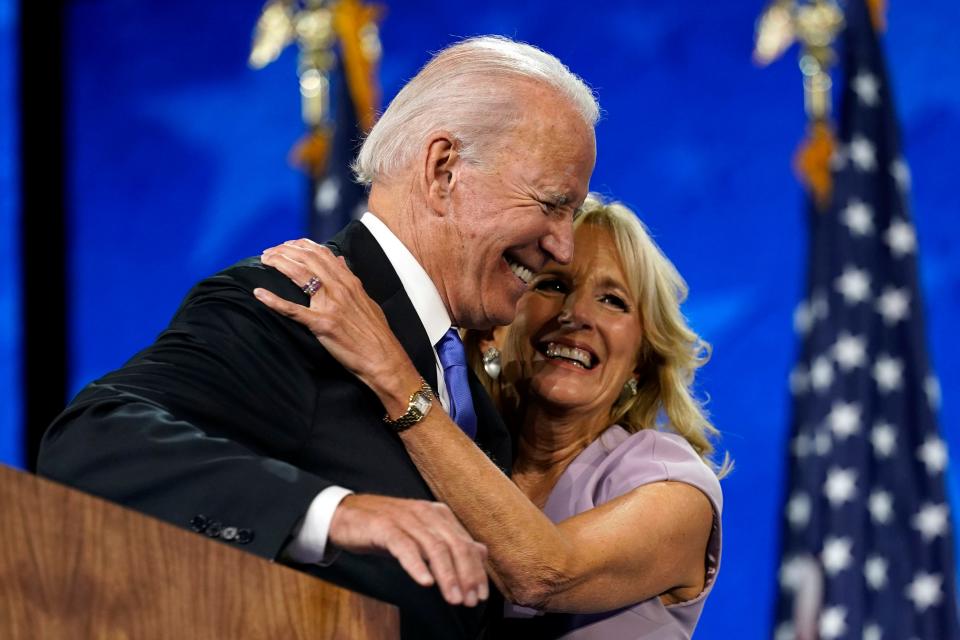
{"left": 249, "top": 0, "right": 384, "bottom": 178}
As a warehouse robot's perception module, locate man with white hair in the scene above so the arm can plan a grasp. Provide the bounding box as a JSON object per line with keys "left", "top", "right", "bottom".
{"left": 39, "top": 36, "right": 597, "bottom": 638}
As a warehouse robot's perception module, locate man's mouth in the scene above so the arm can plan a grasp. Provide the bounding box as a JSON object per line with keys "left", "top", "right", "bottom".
{"left": 506, "top": 255, "right": 534, "bottom": 285}
{"left": 541, "top": 341, "right": 597, "bottom": 369}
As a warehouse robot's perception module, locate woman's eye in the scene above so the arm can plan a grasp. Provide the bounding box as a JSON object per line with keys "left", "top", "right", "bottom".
{"left": 600, "top": 294, "right": 628, "bottom": 311}
{"left": 535, "top": 278, "right": 567, "bottom": 293}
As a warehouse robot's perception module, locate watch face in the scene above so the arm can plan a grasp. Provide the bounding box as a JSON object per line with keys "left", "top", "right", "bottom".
{"left": 411, "top": 392, "right": 431, "bottom": 416}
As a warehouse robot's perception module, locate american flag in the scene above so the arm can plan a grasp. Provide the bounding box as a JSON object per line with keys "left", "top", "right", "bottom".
{"left": 310, "top": 54, "right": 370, "bottom": 242}
{"left": 773, "top": 1, "right": 960, "bottom": 638}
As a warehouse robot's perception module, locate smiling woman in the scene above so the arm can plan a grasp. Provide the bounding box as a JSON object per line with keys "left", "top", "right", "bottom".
{"left": 258, "top": 194, "right": 728, "bottom": 638}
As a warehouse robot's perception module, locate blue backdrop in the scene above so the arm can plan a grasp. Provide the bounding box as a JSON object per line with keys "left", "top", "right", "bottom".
{"left": 3, "top": 1, "right": 959, "bottom": 637}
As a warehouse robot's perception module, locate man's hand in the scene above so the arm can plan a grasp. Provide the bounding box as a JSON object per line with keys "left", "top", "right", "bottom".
{"left": 329, "top": 494, "right": 489, "bottom": 607}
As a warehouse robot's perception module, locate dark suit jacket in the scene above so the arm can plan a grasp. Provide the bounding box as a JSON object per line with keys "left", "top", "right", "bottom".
{"left": 38, "top": 221, "right": 513, "bottom": 639}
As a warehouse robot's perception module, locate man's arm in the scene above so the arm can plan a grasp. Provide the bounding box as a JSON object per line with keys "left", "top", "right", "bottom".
{"left": 38, "top": 261, "right": 487, "bottom": 604}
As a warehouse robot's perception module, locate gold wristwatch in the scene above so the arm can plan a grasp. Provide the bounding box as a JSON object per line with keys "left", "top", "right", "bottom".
{"left": 383, "top": 379, "right": 434, "bottom": 432}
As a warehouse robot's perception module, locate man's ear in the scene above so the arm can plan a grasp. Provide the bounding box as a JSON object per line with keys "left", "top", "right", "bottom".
{"left": 422, "top": 131, "right": 460, "bottom": 214}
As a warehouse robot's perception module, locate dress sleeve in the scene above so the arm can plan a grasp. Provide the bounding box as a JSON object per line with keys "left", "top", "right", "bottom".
{"left": 594, "top": 429, "right": 723, "bottom": 600}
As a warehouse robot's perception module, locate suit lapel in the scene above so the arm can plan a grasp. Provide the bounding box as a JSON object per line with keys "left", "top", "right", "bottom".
{"left": 327, "top": 221, "right": 513, "bottom": 471}
{"left": 326, "top": 222, "right": 438, "bottom": 392}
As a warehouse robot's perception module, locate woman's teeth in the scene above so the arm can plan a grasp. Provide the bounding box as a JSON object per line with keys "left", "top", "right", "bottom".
{"left": 545, "top": 342, "right": 593, "bottom": 368}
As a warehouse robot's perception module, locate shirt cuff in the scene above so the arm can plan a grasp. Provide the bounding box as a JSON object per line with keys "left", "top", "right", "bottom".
{"left": 284, "top": 485, "right": 354, "bottom": 566}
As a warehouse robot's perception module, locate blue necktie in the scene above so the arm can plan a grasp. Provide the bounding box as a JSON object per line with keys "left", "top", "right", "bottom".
{"left": 435, "top": 328, "right": 478, "bottom": 439}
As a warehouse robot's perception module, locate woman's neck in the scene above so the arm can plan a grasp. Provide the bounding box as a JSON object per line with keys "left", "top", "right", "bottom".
{"left": 511, "top": 404, "right": 611, "bottom": 506}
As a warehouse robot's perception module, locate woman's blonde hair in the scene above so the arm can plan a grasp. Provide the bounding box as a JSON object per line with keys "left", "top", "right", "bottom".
{"left": 466, "top": 194, "right": 730, "bottom": 476}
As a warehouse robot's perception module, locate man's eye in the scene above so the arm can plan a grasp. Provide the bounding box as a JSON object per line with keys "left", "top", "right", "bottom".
{"left": 535, "top": 278, "right": 567, "bottom": 293}
{"left": 600, "top": 294, "right": 628, "bottom": 311}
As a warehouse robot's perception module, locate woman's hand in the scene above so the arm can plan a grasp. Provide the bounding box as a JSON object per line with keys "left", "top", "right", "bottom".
{"left": 255, "top": 238, "right": 421, "bottom": 415}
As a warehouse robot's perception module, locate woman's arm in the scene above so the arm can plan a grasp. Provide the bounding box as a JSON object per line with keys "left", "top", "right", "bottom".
{"left": 257, "top": 239, "right": 715, "bottom": 612}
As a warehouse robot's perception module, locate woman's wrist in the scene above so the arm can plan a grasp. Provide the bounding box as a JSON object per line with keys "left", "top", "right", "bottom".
{"left": 366, "top": 363, "right": 425, "bottom": 419}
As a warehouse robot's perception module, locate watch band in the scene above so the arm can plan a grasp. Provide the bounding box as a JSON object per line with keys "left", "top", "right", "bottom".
{"left": 382, "top": 379, "right": 434, "bottom": 432}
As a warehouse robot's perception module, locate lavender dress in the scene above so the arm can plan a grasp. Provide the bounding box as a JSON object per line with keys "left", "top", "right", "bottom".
{"left": 501, "top": 426, "right": 723, "bottom": 639}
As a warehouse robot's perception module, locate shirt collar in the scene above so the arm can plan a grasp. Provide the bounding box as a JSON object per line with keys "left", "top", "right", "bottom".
{"left": 360, "top": 211, "right": 451, "bottom": 347}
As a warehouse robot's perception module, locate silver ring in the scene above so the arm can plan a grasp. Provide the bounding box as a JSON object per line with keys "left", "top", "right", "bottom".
{"left": 302, "top": 276, "right": 321, "bottom": 296}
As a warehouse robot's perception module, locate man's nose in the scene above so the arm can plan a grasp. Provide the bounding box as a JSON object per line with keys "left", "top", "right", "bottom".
{"left": 540, "top": 216, "right": 574, "bottom": 266}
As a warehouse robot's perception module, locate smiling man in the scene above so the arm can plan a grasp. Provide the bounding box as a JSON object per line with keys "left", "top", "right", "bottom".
{"left": 38, "top": 36, "right": 597, "bottom": 639}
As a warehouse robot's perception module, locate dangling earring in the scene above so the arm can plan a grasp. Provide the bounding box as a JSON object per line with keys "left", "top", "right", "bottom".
{"left": 482, "top": 347, "right": 502, "bottom": 380}
{"left": 624, "top": 378, "right": 638, "bottom": 397}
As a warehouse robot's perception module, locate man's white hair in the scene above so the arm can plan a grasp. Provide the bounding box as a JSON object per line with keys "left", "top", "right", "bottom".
{"left": 353, "top": 35, "right": 599, "bottom": 185}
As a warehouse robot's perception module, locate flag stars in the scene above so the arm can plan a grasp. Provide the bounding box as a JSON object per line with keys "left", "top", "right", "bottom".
{"left": 787, "top": 492, "right": 812, "bottom": 529}
{"left": 871, "top": 422, "right": 897, "bottom": 458}
{"left": 836, "top": 266, "right": 872, "bottom": 304}
{"left": 863, "top": 623, "right": 882, "bottom": 640}
{"left": 842, "top": 199, "right": 875, "bottom": 236}
{"left": 852, "top": 72, "right": 880, "bottom": 106}
{"left": 864, "top": 555, "right": 888, "bottom": 590}
{"left": 872, "top": 355, "right": 904, "bottom": 393}
{"left": 832, "top": 333, "right": 867, "bottom": 371}
{"left": 790, "top": 365, "right": 810, "bottom": 395}
{"left": 885, "top": 219, "right": 916, "bottom": 257}
{"left": 819, "top": 605, "right": 848, "bottom": 640}
{"left": 810, "top": 356, "right": 835, "bottom": 392}
{"left": 849, "top": 135, "right": 877, "bottom": 171}
{"left": 876, "top": 287, "right": 910, "bottom": 324}
{"left": 812, "top": 429, "right": 832, "bottom": 457}
{"left": 925, "top": 375, "right": 941, "bottom": 411}
{"left": 905, "top": 572, "right": 943, "bottom": 611}
{"left": 918, "top": 436, "right": 948, "bottom": 475}
{"left": 912, "top": 503, "right": 949, "bottom": 542}
{"left": 828, "top": 401, "right": 862, "bottom": 439}
{"left": 869, "top": 489, "right": 894, "bottom": 524}
{"left": 821, "top": 536, "right": 854, "bottom": 576}
{"left": 824, "top": 467, "right": 858, "bottom": 506}
{"left": 792, "top": 432, "right": 811, "bottom": 458}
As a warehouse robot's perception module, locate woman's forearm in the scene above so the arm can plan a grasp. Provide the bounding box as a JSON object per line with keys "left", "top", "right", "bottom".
{"left": 400, "top": 409, "right": 578, "bottom": 607}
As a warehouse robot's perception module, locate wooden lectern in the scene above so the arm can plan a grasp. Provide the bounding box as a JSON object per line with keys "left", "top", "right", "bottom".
{"left": 0, "top": 464, "right": 399, "bottom": 639}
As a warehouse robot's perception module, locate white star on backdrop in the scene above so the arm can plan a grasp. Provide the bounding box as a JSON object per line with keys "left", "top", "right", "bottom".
{"left": 876, "top": 287, "right": 910, "bottom": 324}
{"left": 836, "top": 266, "right": 872, "bottom": 304}
{"left": 852, "top": 72, "right": 880, "bottom": 106}
{"left": 871, "top": 422, "right": 897, "bottom": 458}
{"left": 865, "top": 555, "right": 889, "bottom": 590}
{"left": 811, "top": 356, "right": 835, "bottom": 392}
{"left": 885, "top": 219, "right": 917, "bottom": 257}
{"left": 873, "top": 355, "right": 904, "bottom": 393}
{"left": 788, "top": 492, "right": 812, "bottom": 529}
{"left": 869, "top": 490, "right": 894, "bottom": 524}
{"left": 820, "top": 606, "right": 848, "bottom": 640}
{"left": 822, "top": 536, "right": 854, "bottom": 576}
{"left": 849, "top": 135, "right": 877, "bottom": 171}
{"left": 918, "top": 437, "right": 948, "bottom": 475}
{"left": 833, "top": 333, "right": 868, "bottom": 371}
{"left": 912, "top": 503, "right": 949, "bottom": 542}
{"left": 828, "top": 401, "right": 862, "bottom": 439}
{"left": 779, "top": 555, "right": 806, "bottom": 590}
{"left": 906, "top": 572, "right": 943, "bottom": 611}
{"left": 842, "top": 199, "right": 875, "bottom": 236}
{"left": 891, "top": 157, "right": 912, "bottom": 192}
{"left": 825, "top": 467, "right": 858, "bottom": 506}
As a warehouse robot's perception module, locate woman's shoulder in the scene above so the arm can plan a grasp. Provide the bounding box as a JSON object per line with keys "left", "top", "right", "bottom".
{"left": 591, "top": 426, "right": 723, "bottom": 514}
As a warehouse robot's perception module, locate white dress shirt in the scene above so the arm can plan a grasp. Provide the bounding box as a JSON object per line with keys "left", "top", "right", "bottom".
{"left": 285, "top": 212, "right": 453, "bottom": 564}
